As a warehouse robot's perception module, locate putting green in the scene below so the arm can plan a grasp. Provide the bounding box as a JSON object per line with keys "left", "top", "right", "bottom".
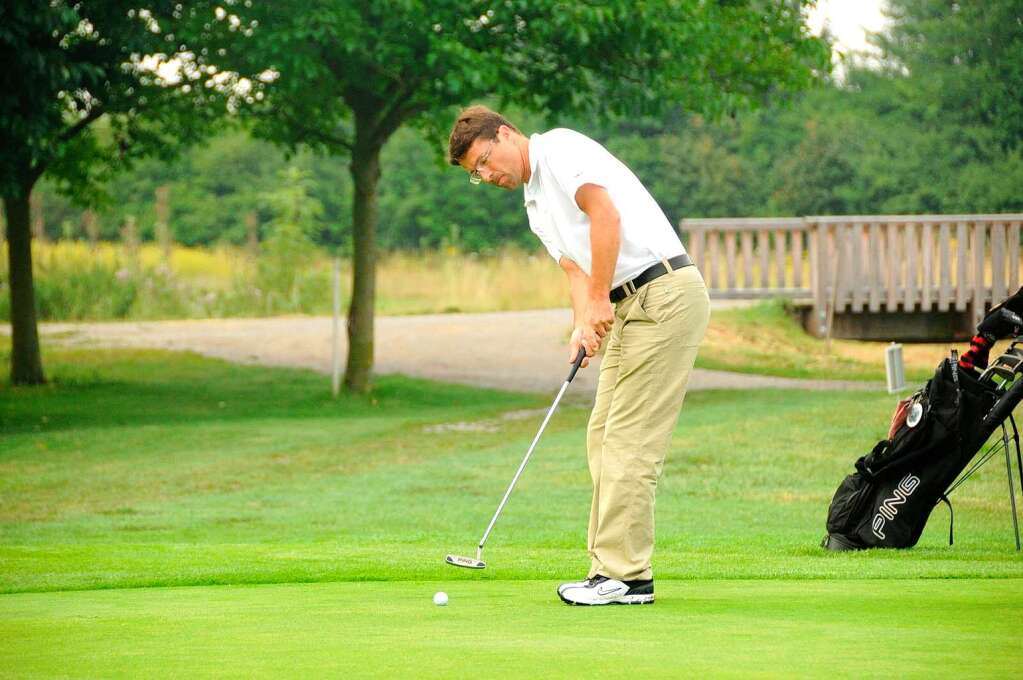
{"left": 2, "top": 579, "right": 1021, "bottom": 678}
{"left": 4, "top": 348, "right": 1023, "bottom": 677}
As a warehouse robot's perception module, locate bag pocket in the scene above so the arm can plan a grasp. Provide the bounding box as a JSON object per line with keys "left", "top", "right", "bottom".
{"left": 826, "top": 472, "right": 876, "bottom": 535}
{"left": 887, "top": 396, "right": 913, "bottom": 440}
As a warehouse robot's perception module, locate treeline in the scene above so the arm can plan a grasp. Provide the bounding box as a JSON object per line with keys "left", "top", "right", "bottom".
{"left": 24, "top": 1, "right": 1023, "bottom": 253}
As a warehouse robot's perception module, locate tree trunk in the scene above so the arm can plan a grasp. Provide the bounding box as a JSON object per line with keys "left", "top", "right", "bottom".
{"left": 344, "top": 134, "right": 382, "bottom": 393}
{"left": 3, "top": 191, "right": 46, "bottom": 385}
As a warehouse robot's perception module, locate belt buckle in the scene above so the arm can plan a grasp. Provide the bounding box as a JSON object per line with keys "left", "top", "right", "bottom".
{"left": 623, "top": 280, "right": 637, "bottom": 297}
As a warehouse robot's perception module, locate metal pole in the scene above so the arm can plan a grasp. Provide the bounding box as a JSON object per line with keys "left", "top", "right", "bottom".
{"left": 331, "top": 257, "right": 341, "bottom": 398}
{"left": 1003, "top": 424, "right": 1021, "bottom": 550}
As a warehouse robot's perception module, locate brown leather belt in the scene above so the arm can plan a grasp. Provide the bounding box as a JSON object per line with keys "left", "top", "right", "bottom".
{"left": 609, "top": 254, "right": 694, "bottom": 303}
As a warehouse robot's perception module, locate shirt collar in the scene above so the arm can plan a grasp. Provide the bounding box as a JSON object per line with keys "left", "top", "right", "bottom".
{"left": 524, "top": 133, "right": 543, "bottom": 201}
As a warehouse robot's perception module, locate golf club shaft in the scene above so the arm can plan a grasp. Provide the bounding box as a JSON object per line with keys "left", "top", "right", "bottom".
{"left": 477, "top": 348, "right": 587, "bottom": 551}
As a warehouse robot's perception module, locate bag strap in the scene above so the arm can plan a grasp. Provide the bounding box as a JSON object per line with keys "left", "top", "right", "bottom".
{"left": 950, "top": 351, "right": 966, "bottom": 456}
{"left": 938, "top": 494, "right": 955, "bottom": 545}
{"left": 856, "top": 442, "right": 889, "bottom": 479}
{"left": 950, "top": 350, "right": 961, "bottom": 407}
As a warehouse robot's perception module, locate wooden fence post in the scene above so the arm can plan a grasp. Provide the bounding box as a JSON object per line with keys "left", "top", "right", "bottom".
{"left": 956, "top": 220, "right": 969, "bottom": 312}
{"left": 971, "top": 220, "right": 986, "bottom": 324}
{"left": 1010, "top": 219, "right": 1021, "bottom": 293}
{"left": 122, "top": 215, "right": 139, "bottom": 270}
{"left": 921, "top": 221, "right": 933, "bottom": 311}
{"left": 868, "top": 221, "right": 882, "bottom": 312}
{"left": 992, "top": 220, "right": 1006, "bottom": 304}
{"left": 792, "top": 227, "right": 804, "bottom": 290}
{"left": 938, "top": 221, "right": 952, "bottom": 311}
{"left": 811, "top": 220, "right": 829, "bottom": 337}
{"left": 154, "top": 185, "right": 173, "bottom": 263}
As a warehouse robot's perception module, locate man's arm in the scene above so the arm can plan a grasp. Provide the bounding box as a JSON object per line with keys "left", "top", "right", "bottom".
{"left": 560, "top": 256, "right": 600, "bottom": 367}
{"left": 558, "top": 183, "right": 621, "bottom": 366}
{"left": 575, "top": 183, "right": 620, "bottom": 307}
{"left": 575, "top": 183, "right": 619, "bottom": 337}
{"left": 560, "top": 256, "right": 590, "bottom": 327}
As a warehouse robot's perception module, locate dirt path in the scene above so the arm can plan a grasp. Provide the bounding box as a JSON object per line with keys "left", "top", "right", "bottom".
{"left": 17, "top": 307, "right": 882, "bottom": 396}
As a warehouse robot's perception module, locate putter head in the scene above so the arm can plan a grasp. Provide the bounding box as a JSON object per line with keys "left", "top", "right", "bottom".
{"left": 445, "top": 554, "right": 486, "bottom": 569}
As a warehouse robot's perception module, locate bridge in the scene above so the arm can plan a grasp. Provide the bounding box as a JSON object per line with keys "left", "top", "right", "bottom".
{"left": 680, "top": 214, "right": 1023, "bottom": 341}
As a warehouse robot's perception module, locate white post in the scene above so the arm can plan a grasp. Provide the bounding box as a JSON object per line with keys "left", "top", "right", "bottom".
{"left": 885, "top": 342, "right": 906, "bottom": 394}
{"left": 331, "top": 257, "right": 342, "bottom": 398}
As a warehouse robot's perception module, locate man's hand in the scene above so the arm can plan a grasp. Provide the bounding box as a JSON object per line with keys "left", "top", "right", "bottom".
{"left": 583, "top": 296, "right": 614, "bottom": 339}
{"left": 569, "top": 326, "right": 601, "bottom": 368}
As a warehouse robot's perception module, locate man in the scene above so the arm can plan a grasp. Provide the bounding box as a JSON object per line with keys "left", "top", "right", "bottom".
{"left": 448, "top": 105, "right": 710, "bottom": 605}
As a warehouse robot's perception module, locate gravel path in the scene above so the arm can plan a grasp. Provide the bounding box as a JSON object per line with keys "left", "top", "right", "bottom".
{"left": 19, "top": 306, "right": 883, "bottom": 396}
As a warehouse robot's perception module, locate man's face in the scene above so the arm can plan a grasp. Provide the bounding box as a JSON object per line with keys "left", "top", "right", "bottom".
{"left": 459, "top": 126, "right": 523, "bottom": 190}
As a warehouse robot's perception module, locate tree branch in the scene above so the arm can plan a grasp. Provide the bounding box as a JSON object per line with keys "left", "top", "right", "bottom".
{"left": 58, "top": 106, "right": 105, "bottom": 144}
{"left": 369, "top": 83, "right": 422, "bottom": 147}
{"left": 279, "top": 108, "right": 354, "bottom": 152}
{"left": 23, "top": 106, "right": 108, "bottom": 190}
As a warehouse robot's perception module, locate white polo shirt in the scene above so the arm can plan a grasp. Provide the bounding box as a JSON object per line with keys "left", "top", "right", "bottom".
{"left": 523, "top": 128, "right": 686, "bottom": 288}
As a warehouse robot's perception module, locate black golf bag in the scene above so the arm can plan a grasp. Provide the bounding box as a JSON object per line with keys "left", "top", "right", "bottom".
{"left": 822, "top": 350, "right": 1023, "bottom": 551}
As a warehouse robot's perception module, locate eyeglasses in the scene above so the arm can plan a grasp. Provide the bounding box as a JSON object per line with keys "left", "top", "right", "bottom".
{"left": 468, "top": 139, "right": 496, "bottom": 185}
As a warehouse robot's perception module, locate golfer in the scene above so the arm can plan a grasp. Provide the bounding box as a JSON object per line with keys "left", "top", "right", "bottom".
{"left": 448, "top": 106, "right": 710, "bottom": 605}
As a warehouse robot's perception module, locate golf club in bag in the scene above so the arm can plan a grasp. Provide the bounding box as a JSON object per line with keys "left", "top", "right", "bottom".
{"left": 822, "top": 301, "right": 1023, "bottom": 551}
{"left": 446, "top": 347, "right": 587, "bottom": 569}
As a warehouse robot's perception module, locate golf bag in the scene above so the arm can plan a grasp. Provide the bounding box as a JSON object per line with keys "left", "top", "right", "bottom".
{"left": 822, "top": 351, "right": 1023, "bottom": 551}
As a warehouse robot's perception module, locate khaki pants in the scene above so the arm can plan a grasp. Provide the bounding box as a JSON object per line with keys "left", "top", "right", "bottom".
{"left": 586, "top": 264, "right": 710, "bottom": 581}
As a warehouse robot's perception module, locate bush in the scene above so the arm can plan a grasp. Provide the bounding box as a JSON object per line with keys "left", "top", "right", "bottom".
{"left": 0, "top": 241, "right": 334, "bottom": 321}
{"left": 0, "top": 240, "right": 564, "bottom": 322}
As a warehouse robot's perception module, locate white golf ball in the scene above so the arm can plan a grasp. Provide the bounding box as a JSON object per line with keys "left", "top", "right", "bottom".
{"left": 433, "top": 591, "right": 448, "bottom": 606}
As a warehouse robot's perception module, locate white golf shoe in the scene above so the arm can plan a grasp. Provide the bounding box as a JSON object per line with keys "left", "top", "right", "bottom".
{"left": 557, "top": 577, "right": 591, "bottom": 596}
{"left": 557, "top": 575, "right": 655, "bottom": 605}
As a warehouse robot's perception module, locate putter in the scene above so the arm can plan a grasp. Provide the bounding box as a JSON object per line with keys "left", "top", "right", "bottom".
{"left": 446, "top": 346, "right": 588, "bottom": 569}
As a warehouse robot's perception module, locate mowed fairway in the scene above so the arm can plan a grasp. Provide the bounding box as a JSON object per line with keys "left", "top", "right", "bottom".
{"left": 2, "top": 344, "right": 1022, "bottom": 677}
{"left": 4, "top": 580, "right": 1021, "bottom": 678}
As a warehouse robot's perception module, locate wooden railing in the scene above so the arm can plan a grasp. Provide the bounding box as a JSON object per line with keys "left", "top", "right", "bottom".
{"left": 680, "top": 214, "right": 1023, "bottom": 326}
{"left": 682, "top": 217, "right": 810, "bottom": 299}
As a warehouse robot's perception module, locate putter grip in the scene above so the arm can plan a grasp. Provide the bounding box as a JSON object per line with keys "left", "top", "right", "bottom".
{"left": 567, "top": 347, "right": 587, "bottom": 383}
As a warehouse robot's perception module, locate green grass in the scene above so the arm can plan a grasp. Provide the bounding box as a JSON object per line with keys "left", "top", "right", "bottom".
{"left": 3, "top": 580, "right": 1021, "bottom": 679}
{"left": 2, "top": 345, "right": 1022, "bottom": 677}
{"left": 697, "top": 299, "right": 953, "bottom": 382}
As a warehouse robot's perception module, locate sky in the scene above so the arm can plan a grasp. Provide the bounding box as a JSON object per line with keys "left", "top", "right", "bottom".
{"left": 807, "top": 0, "right": 892, "bottom": 75}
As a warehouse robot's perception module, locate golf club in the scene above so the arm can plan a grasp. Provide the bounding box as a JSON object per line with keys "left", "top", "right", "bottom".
{"left": 446, "top": 346, "right": 588, "bottom": 569}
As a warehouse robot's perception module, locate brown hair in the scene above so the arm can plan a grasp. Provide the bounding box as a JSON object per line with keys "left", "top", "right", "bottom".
{"left": 447, "top": 105, "right": 520, "bottom": 166}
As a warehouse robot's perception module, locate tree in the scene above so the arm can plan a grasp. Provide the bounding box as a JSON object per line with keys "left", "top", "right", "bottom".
{"left": 222, "top": 0, "right": 830, "bottom": 392}
{"left": 770, "top": 117, "right": 857, "bottom": 215}
{"left": 602, "top": 115, "right": 765, "bottom": 220}
{"left": 257, "top": 165, "right": 323, "bottom": 311}
{"left": 876, "top": 0, "right": 1023, "bottom": 151}
{"left": 0, "top": 1, "right": 243, "bottom": 384}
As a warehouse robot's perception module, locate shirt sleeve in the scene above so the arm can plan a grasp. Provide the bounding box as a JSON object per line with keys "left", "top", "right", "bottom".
{"left": 543, "top": 131, "right": 612, "bottom": 211}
